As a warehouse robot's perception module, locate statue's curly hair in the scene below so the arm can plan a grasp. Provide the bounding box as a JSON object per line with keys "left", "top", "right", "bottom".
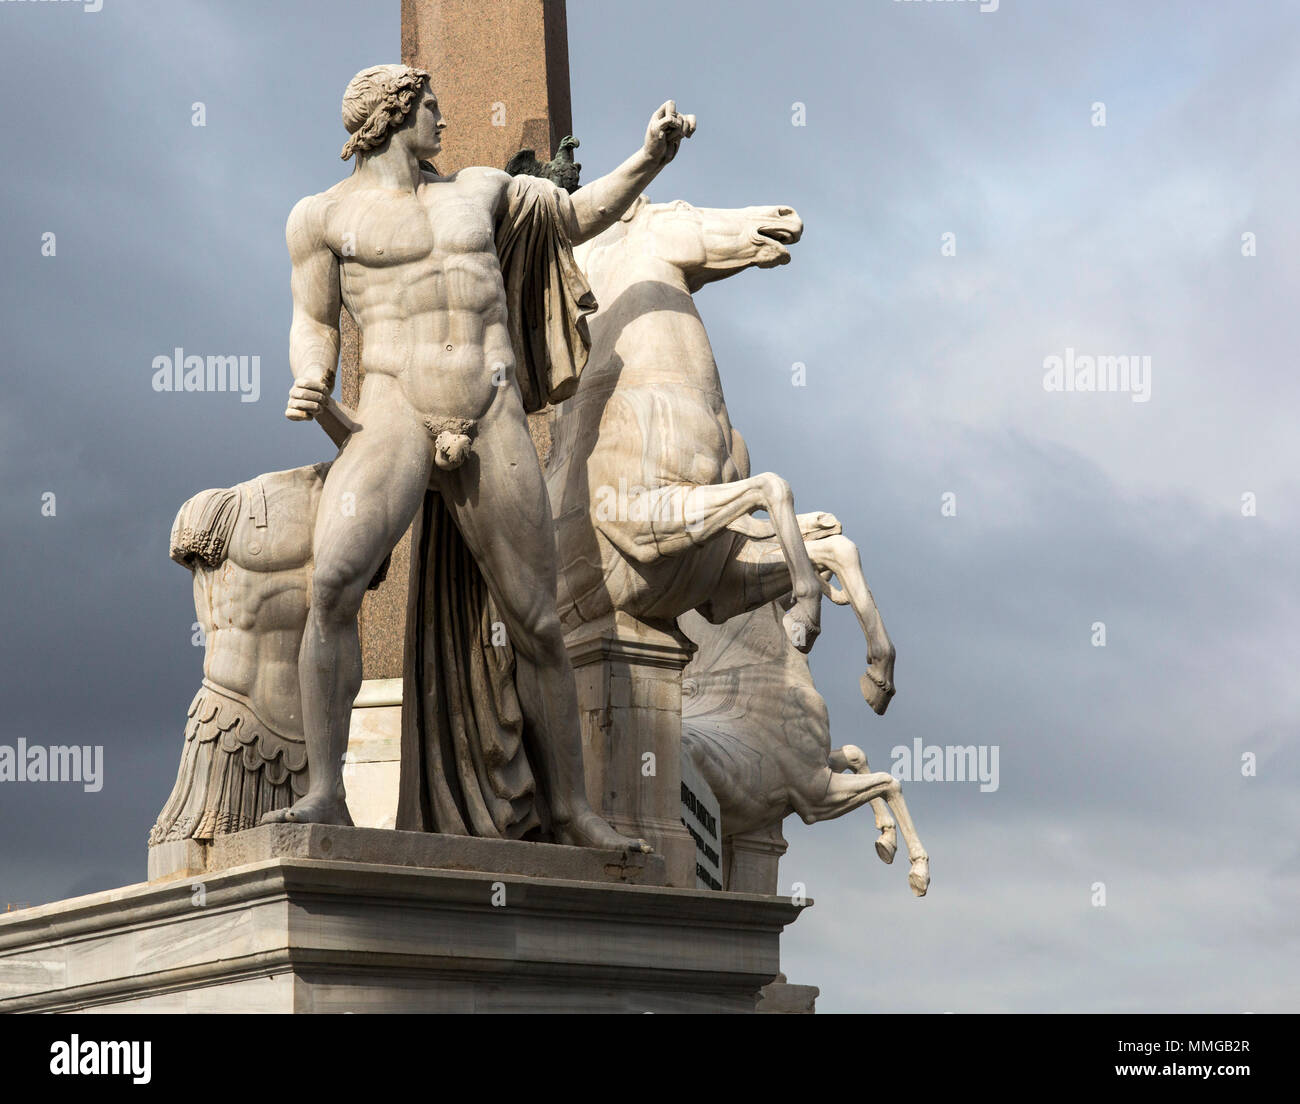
{"left": 340, "top": 64, "right": 431, "bottom": 161}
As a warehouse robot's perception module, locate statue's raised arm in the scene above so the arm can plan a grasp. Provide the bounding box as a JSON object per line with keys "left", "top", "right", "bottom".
{"left": 564, "top": 100, "right": 696, "bottom": 243}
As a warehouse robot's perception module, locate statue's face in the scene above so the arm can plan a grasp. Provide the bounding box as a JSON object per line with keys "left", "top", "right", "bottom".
{"left": 404, "top": 85, "right": 445, "bottom": 159}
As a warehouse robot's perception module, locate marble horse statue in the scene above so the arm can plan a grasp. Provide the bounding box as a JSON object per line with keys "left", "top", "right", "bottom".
{"left": 548, "top": 194, "right": 891, "bottom": 708}
{"left": 546, "top": 195, "right": 927, "bottom": 894}
{"left": 679, "top": 585, "right": 930, "bottom": 897}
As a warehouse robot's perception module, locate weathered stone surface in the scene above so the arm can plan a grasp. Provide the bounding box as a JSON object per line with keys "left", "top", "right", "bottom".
{"left": 197, "top": 823, "right": 664, "bottom": 885}
{"left": 401, "top": 0, "right": 573, "bottom": 174}
{"left": 1, "top": 843, "right": 803, "bottom": 1013}
{"left": 342, "top": 678, "right": 402, "bottom": 829}
{"left": 358, "top": 534, "right": 410, "bottom": 681}
{"left": 566, "top": 612, "right": 698, "bottom": 887}
{"left": 722, "top": 824, "right": 788, "bottom": 897}
{"left": 757, "top": 976, "right": 820, "bottom": 1014}
{"left": 146, "top": 839, "right": 204, "bottom": 883}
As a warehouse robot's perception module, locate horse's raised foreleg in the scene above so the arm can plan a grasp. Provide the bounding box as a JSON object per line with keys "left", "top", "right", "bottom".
{"left": 696, "top": 525, "right": 896, "bottom": 714}
{"left": 623, "top": 475, "right": 824, "bottom": 651}
{"left": 806, "top": 534, "right": 895, "bottom": 715}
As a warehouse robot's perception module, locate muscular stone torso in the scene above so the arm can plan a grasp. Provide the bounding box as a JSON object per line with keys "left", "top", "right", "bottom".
{"left": 320, "top": 167, "right": 516, "bottom": 421}
{"left": 196, "top": 467, "right": 324, "bottom": 736}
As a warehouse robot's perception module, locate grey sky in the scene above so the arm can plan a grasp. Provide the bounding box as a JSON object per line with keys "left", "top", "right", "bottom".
{"left": 1, "top": 0, "right": 1296, "bottom": 1012}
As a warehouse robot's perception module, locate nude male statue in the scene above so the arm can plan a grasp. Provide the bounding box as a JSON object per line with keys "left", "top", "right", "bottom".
{"left": 266, "top": 64, "right": 694, "bottom": 850}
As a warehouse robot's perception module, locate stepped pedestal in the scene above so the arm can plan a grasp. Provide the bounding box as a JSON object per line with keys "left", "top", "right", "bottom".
{"left": 1, "top": 824, "right": 805, "bottom": 1014}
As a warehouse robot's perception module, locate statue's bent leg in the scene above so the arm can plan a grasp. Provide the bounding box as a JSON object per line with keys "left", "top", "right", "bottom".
{"left": 435, "top": 392, "right": 650, "bottom": 853}
{"left": 264, "top": 395, "right": 432, "bottom": 827}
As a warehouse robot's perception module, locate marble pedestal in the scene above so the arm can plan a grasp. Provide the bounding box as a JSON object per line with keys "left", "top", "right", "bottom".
{"left": 721, "top": 824, "right": 820, "bottom": 1013}
{"left": 566, "top": 612, "right": 699, "bottom": 889}
{"left": 342, "top": 677, "right": 402, "bottom": 830}
{"left": 2, "top": 825, "right": 806, "bottom": 1014}
{"left": 342, "top": 624, "right": 709, "bottom": 894}
{"left": 724, "top": 823, "right": 789, "bottom": 895}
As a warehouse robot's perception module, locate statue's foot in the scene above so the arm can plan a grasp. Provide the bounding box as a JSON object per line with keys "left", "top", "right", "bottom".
{"left": 555, "top": 808, "right": 653, "bottom": 854}
{"left": 860, "top": 663, "right": 895, "bottom": 716}
{"left": 782, "top": 595, "right": 821, "bottom": 654}
{"left": 260, "top": 793, "right": 354, "bottom": 827}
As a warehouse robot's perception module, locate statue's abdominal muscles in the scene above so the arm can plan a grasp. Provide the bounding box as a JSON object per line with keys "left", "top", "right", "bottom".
{"left": 333, "top": 185, "right": 515, "bottom": 421}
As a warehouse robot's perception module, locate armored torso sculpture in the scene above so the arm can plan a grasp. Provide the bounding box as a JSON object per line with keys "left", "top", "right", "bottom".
{"left": 152, "top": 463, "right": 388, "bottom": 843}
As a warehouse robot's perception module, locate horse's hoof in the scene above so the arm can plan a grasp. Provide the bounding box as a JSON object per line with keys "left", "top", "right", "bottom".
{"left": 908, "top": 857, "right": 930, "bottom": 897}
{"left": 875, "top": 828, "right": 897, "bottom": 865}
{"left": 860, "top": 670, "right": 895, "bottom": 715}
{"left": 782, "top": 605, "right": 820, "bottom": 653}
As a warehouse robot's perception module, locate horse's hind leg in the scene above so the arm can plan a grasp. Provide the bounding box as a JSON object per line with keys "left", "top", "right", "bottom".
{"left": 829, "top": 745, "right": 897, "bottom": 864}
{"left": 796, "top": 766, "right": 930, "bottom": 897}
{"left": 880, "top": 778, "right": 929, "bottom": 896}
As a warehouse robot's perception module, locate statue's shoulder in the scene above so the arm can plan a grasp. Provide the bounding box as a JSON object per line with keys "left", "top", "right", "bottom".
{"left": 417, "top": 166, "right": 509, "bottom": 189}
{"left": 460, "top": 166, "right": 516, "bottom": 201}
{"left": 225, "top": 467, "right": 324, "bottom": 573}
{"left": 457, "top": 165, "right": 512, "bottom": 185}
{"left": 286, "top": 186, "right": 342, "bottom": 243}
{"left": 169, "top": 484, "right": 236, "bottom": 572}
{"left": 421, "top": 167, "right": 515, "bottom": 218}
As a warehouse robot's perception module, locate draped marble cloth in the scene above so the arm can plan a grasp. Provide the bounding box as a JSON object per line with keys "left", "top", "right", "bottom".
{"left": 396, "top": 174, "right": 597, "bottom": 839}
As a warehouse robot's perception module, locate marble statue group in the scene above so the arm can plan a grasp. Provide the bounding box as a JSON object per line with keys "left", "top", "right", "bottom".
{"left": 151, "top": 63, "right": 929, "bottom": 898}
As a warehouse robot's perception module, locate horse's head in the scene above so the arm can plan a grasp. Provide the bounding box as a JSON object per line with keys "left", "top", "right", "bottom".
{"left": 580, "top": 196, "right": 803, "bottom": 292}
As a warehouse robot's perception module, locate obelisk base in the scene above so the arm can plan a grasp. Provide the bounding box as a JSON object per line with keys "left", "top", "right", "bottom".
{"left": 341, "top": 677, "right": 402, "bottom": 830}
